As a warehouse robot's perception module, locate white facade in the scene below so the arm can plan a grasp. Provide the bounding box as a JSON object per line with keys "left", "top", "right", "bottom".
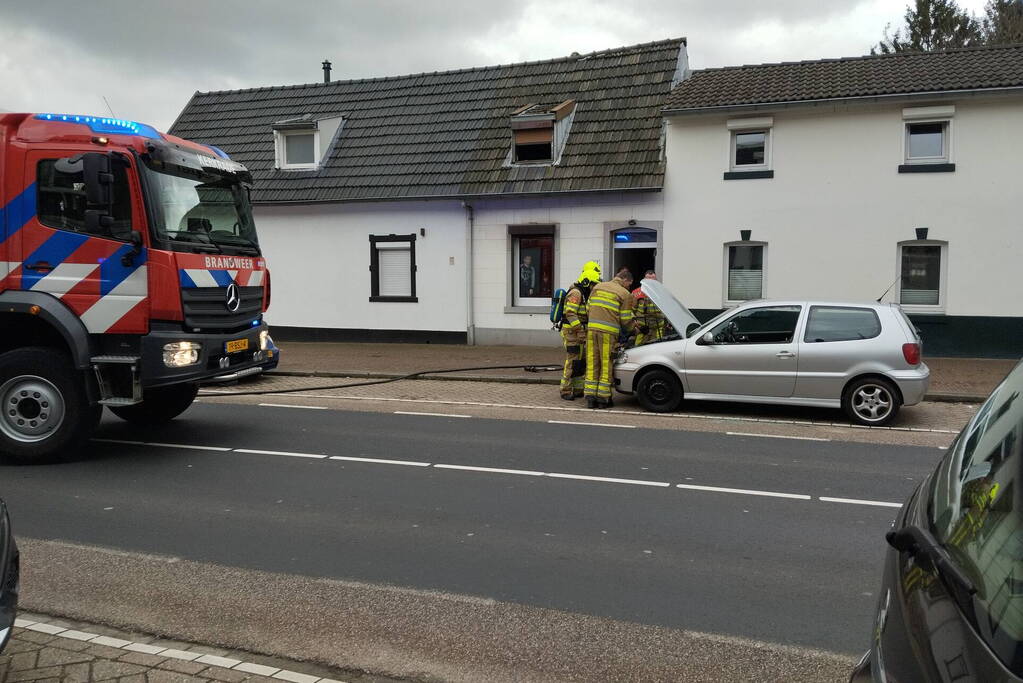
{"left": 662, "top": 95, "right": 1023, "bottom": 318}
{"left": 255, "top": 192, "right": 664, "bottom": 345}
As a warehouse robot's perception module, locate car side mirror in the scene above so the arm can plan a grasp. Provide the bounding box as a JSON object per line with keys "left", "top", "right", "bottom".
{"left": 83, "top": 152, "right": 114, "bottom": 206}
{"left": 686, "top": 323, "right": 701, "bottom": 338}
{"left": 697, "top": 332, "right": 715, "bottom": 346}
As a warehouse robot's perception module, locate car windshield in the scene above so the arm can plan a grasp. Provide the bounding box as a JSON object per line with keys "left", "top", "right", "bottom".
{"left": 141, "top": 161, "right": 259, "bottom": 254}
{"left": 930, "top": 359, "right": 1023, "bottom": 673}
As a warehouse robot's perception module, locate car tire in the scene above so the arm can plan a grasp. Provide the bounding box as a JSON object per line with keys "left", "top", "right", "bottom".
{"left": 109, "top": 383, "right": 198, "bottom": 426}
{"left": 843, "top": 377, "right": 901, "bottom": 426}
{"left": 636, "top": 368, "right": 683, "bottom": 413}
{"left": 0, "top": 347, "right": 101, "bottom": 464}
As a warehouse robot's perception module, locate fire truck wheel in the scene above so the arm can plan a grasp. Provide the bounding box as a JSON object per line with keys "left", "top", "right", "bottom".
{"left": 108, "top": 383, "right": 199, "bottom": 426}
{"left": 0, "top": 347, "right": 101, "bottom": 465}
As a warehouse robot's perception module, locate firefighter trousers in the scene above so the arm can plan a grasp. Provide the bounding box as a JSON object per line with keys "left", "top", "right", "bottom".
{"left": 584, "top": 330, "right": 615, "bottom": 402}
{"left": 560, "top": 339, "right": 585, "bottom": 397}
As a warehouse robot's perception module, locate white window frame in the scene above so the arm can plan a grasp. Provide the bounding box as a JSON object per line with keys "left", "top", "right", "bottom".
{"left": 896, "top": 239, "right": 948, "bottom": 313}
{"left": 903, "top": 119, "right": 951, "bottom": 165}
{"left": 275, "top": 129, "right": 320, "bottom": 170}
{"left": 722, "top": 240, "right": 767, "bottom": 307}
{"left": 727, "top": 116, "right": 774, "bottom": 172}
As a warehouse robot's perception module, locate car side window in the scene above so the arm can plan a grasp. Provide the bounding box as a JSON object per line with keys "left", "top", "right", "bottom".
{"left": 804, "top": 306, "right": 882, "bottom": 343}
{"left": 37, "top": 157, "right": 133, "bottom": 237}
{"left": 709, "top": 306, "right": 801, "bottom": 344}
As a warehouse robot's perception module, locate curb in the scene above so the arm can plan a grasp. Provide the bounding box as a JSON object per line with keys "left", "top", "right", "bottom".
{"left": 266, "top": 370, "right": 985, "bottom": 402}
{"left": 10, "top": 613, "right": 395, "bottom": 683}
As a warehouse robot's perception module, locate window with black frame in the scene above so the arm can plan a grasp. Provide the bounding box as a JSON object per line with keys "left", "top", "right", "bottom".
{"left": 369, "top": 234, "right": 417, "bottom": 302}
{"left": 900, "top": 243, "right": 943, "bottom": 306}
{"left": 37, "top": 158, "right": 132, "bottom": 237}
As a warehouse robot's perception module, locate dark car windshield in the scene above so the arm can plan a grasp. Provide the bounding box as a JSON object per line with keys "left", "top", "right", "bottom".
{"left": 930, "top": 360, "right": 1023, "bottom": 673}
{"left": 140, "top": 160, "right": 259, "bottom": 254}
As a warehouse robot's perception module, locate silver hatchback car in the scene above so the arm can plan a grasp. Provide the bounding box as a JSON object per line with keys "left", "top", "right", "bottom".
{"left": 614, "top": 281, "right": 930, "bottom": 426}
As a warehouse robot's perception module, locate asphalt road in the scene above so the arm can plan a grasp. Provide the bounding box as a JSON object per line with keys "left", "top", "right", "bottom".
{"left": 1, "top": 403, "right": 946, "bottom": 679}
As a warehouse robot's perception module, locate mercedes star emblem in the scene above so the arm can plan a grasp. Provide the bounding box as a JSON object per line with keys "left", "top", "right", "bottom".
{"left": 225, "top": 283, "right": 241, "bottom": 312}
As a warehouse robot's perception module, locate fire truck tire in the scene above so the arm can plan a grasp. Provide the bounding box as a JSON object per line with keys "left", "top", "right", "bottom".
{"left": 0, "top": 347, "right": 101, "bottom": 465}
{"left": 108, "top": 383, "right": 199, "bottom": 426}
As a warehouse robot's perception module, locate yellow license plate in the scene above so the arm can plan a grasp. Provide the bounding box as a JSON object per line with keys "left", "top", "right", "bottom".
{"left": 225, "top": 339, "right": 249, "bottom": 354}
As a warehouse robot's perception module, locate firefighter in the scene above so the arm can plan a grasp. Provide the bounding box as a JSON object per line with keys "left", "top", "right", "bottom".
{"left": 585, "top": 268, "right": 635, "bottom": 409}
{"left": 560, "top": 262, "right": 601, "bottom": 400}
{"left": 632, "top": 270, "right": 666, "bottom": 345}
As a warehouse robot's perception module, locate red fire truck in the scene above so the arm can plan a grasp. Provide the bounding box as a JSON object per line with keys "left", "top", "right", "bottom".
{"left": 0, "top": 113, "right": 270, "bottom": 463}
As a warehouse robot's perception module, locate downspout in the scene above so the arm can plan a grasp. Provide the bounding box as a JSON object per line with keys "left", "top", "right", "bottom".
{"left": 462, "top": 202, "right": 476, "bottom": 345}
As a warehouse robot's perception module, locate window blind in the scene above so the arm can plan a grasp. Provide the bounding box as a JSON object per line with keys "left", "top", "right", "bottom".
{"left": 728, "top": 270, "right": 762, "bottom": 300}
{"left": 377, "top": 244, "right": 411, "bottom": 297}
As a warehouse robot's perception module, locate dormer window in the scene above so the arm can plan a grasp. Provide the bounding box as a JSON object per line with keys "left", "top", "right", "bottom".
{"left": 509, "top": 100, "right": 576, "bottom": 166}
{"left": 272, "top": 113, "right": 345, "bottom": 171}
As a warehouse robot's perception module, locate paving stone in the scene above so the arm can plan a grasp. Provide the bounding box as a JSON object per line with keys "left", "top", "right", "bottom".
{"left": 62, "top": 662, "right": 93, "bottom": 683}
{"left": 194, "top": 655, "right": 241, "bottom": 670}
{"left": 118, "top": 652, "right": 168, "bottom": 667}
{"left": 15, "top": 632, "right": 56, "bottom": 646}
{"left": 159, "top": 650, "right": 200, "bottom": 662}
{"left": 91, "top": 660, "right": 147, "bottom": 680}
{"left": 183, "top": 646, "right": 231, "bottom": 658}
{"left": 35, "top": 647, "right": 94, "bottom": 667}
{"left": 118, "top": 675, "right": 148, "bottom": 683}
{"left": 59, "top": 630, "right": 99, "bottom": 642}
{"left": 86, "top": 644, "right": 131, "bottom": 659}
{"left": 146, "top": 670, "right": 209, "bottom": 683}
{"left": 202, "top": 667, "right": 250, "bottom": 683}
{"left": 0, "top": 639, "right": 44, "bottom": 655}
{"left": 92, "top": 636, "right": 133, "bottom": 649}
{"left": 7, "top": 651, "right": 40, "bottom": 672}
{"left": 149, "top": 640, "right": 195, "bottom": 651}
{"left": 157, "top": 660, "right": 208, "bottom": 675}
{"left": 123, "top": 643, "right": 166, "bottom": 656}
{"left": 230, "top": 664, "right": 279, "bottom": 677}
{"left": 271, "top": 671, "right": 319, "bottom": 683}
{"left": 50, "top": 639, "right": 93, "bottom": 653}
{"left": 5, "top": 665, "right": 63, "bottom": 682}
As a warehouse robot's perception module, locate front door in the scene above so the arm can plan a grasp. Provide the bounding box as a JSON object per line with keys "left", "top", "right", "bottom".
{"left": 684, "top": 305, "right": 803, "bottom": 397}
{"left": 21, "top": 151, "right": 149, "bottom": 334}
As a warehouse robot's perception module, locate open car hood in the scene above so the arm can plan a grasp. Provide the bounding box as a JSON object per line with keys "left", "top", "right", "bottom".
{"left": 640, "top": 280, "right": 700, "bottom": 334}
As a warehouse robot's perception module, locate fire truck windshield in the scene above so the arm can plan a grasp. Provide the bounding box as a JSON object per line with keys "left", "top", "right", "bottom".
{"left": 140, "top": 160, "right": 259, "bottom": 255}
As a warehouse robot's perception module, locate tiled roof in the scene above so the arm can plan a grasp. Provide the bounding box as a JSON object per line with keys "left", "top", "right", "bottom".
{"left": 664, "top": 43, "right": 1023, "bottom": 113}
{"left": 170, "top": 39, "right": 685, "bottom": 203}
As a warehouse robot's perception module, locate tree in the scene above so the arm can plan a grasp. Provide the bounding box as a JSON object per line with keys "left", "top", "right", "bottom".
{"left": 983, "top": 0, "right": 1023, "bottom": 45}
{"left": 873, "top": 0, "right": 983, "bottom": 54}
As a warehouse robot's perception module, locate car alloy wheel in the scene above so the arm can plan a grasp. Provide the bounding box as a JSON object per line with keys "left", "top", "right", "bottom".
{"left": 852, "top": 384, "right": 894, "bottom": 423}
{"left": 0, "top": 375, "right": 66, "bottom": 444}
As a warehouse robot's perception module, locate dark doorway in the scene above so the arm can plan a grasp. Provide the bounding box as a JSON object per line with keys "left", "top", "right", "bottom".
{"left": 611, "top": 228, "right": 657, "bottom": 283}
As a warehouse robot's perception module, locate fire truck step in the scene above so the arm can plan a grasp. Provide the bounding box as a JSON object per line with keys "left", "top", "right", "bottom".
{"left": 90, "top": 355, "right": 142, "bottom": 364}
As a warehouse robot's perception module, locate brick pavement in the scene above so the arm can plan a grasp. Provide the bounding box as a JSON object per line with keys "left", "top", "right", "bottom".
{"left": 1, "top": 614, "right": 391, "bottom": 683}
{"left": 268, "top": 342, "right": 1018, "bottom": 399}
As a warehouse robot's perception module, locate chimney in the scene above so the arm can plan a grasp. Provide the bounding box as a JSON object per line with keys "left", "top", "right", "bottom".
{"left": 322, "top": 59, "right": 332, "bottom": 83}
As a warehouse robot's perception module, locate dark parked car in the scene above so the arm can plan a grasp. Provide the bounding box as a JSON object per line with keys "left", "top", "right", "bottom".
{"left": 0, "top": 498, "right": 18, "bottom": 653}
{"left": 851, "top": 360, "right": 1023, "bottom": 682}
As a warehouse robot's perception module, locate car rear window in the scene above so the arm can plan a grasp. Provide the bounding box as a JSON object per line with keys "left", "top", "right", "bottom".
{"left": 803, "top": 306, "right": 881, "bottom": 343}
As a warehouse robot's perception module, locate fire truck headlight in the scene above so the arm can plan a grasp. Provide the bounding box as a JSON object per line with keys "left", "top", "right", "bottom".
{"left": 259, "top": 330, "right": 270, "bottom": 351}
{"left": 163, "top": 341, "right": 202, "bottom": 367}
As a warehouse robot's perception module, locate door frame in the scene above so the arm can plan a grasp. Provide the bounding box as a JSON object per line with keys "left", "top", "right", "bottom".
{"left": 603, "top": 220, "right": 663, "bottom": 281}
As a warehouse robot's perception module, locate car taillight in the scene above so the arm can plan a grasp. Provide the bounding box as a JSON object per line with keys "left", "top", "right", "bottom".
{"left": 264, "top": 270, "right": 271, "bottom": 310}
{"left": 902, "top": 342, "right": 920, "bottom": 366}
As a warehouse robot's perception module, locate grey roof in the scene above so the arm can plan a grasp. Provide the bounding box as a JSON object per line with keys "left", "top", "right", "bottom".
{"left": 664, "top": 43, "right": 1023, "bottom": 113}
{"left": 170, "top": 39, "right": 685, "bottom": 204}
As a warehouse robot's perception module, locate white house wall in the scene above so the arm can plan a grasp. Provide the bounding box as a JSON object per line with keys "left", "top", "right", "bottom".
{"left": 254, "top": 193, "right": 664, "bottom": 345}
{"left": 255, "top": 201, "right": 468, "bottom": 334}
{"left": 663, "top": 96, "right": 1023, "bottom": 317}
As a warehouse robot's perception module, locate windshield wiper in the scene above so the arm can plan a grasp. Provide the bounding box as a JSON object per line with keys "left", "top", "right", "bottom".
{"left": 887, "top": 524, "right": 977, "bottom": 596}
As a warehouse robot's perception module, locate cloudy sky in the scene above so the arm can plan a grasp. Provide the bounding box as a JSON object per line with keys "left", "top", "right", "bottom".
{"left": 1, "top": 0, "right": 990, "bottom": 131}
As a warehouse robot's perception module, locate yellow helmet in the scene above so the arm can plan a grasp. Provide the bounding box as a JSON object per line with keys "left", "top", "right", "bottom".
{"left": 578, "top": 260, "right": 602, "bottom": 287}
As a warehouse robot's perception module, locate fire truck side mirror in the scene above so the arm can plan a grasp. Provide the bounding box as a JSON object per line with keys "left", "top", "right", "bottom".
{"left": 83, "top": 152, "right": 114, "bottom": 207}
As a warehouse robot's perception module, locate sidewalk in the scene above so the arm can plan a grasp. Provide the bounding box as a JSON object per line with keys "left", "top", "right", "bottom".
{"left": 2, "top": 614, "right": 392, "bottom": 683}
{"left": 268, "top": 342, "right": 1017, "bottom": 402}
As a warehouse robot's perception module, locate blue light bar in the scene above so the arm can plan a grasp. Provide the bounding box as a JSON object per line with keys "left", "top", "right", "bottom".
{"left": 614, "top": 233, "right": 631, "bottom": 242}
{"left": 35, "top": 113, "right": 161, "bottom": 139}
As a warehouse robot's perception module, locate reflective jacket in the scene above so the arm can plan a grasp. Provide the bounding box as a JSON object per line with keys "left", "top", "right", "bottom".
{"left": 561, "top": 285, "right": 588, "bottom": 344}
{"left": 586, "top": 277, "right": 635, "bottom": 335}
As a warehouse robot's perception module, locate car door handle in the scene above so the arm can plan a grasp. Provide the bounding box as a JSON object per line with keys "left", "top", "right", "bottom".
{"left": 25, "top": 261, "right": 54, "bottom": 272}
{"left": 776, "top": 351, "right": 796, "bottom": 359}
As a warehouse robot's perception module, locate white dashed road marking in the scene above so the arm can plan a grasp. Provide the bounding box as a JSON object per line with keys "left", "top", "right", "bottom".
{"left": 676, "top": 483, "right": 812, "bottom": 500}
{"left": 394, "top": 411, "right": 472, "bottom": 418}
{"left": 259, "top": 403, "right": 328, "bottom": 410}
{"left": 819, "top": 496, "right": 902, "bottom": 508}
{"left": 727, "top": 432, "right": 830, "bottom": 442}
{"left": 90, "top": 438, "right": 901, "bottom": 509}
{"left": 548, "top": 420, "right": 636, "bottom": 429}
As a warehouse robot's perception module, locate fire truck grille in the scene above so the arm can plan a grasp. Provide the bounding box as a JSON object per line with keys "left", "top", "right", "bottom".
{"left": 181, "top": 286, "right": 264, "bottom": 331}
